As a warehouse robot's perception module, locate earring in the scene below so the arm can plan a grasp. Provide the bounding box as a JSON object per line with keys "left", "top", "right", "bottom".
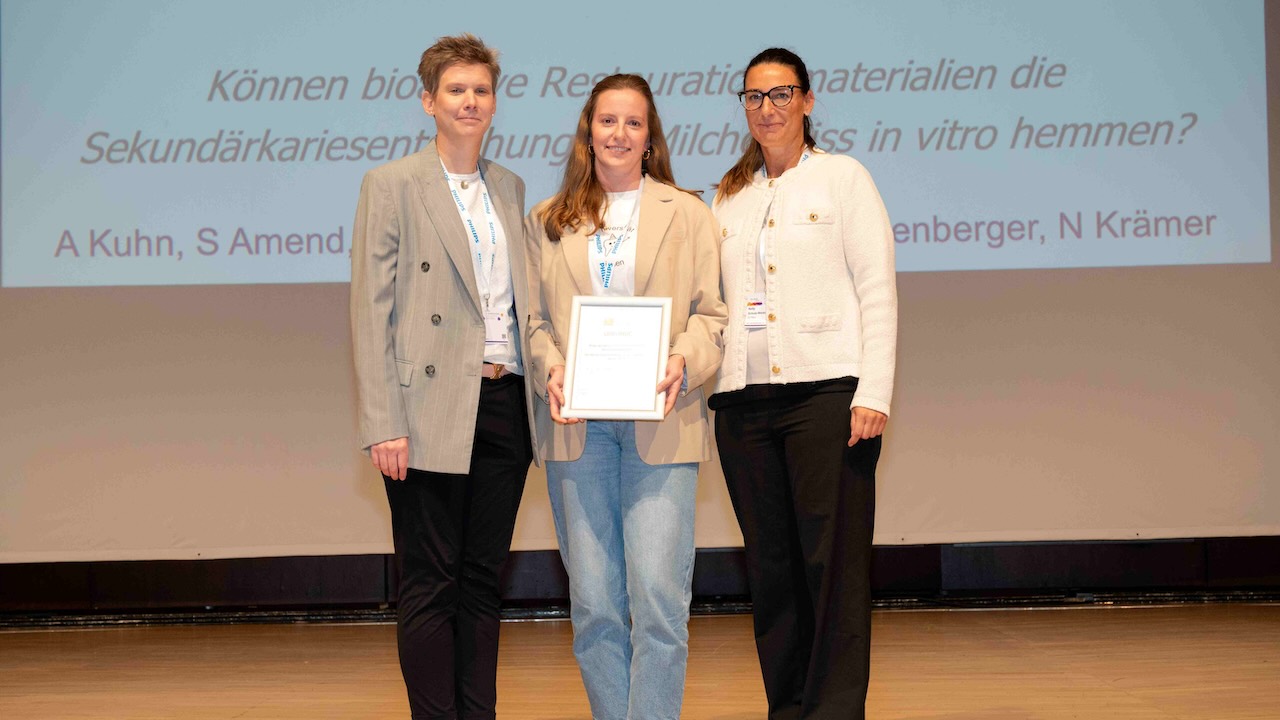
{"left": 642, "top": 147, "right": 652, "bottom": 160}
{"left": 588, "top": 144, "right": 595, "bottom": 156}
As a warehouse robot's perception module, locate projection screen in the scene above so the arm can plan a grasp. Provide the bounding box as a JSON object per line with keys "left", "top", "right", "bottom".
{"left": 1, "top": 0, "right": 1276, "bottom": 562}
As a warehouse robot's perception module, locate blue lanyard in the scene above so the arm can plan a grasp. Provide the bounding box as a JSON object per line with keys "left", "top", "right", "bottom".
{"left": 442, "top": 160, "right": 498, "bottom": 307}
{"left": 593, "top": 176, "right": 644, "bottom": 289}
{"left": 759, "top": 147, "right": 813, "bottom": 183}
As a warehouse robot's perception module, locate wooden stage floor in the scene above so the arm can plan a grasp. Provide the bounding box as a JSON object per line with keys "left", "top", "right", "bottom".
{"left": 2, "top": 604, "right": 1277, "bottom": 719}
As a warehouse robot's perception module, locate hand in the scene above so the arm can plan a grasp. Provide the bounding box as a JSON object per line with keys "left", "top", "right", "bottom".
{"left": 547, "top": 365, "right": 582, "bottom": 425}
{"left": 371, "top": 437, "right": 410, "bottom": 480}
{"left": 656, "top": 354, "right": 686, "bottom": 418}
{"left": 849, "top": 407, "right": 887, "bottom": 447}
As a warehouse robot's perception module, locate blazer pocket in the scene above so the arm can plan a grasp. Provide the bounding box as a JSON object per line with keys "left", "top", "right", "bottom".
{"left": 395, "top": 359, "right": 415, "bottom": 387}
{"left": 798, "top": 313, "right": 843, "bottom": 333}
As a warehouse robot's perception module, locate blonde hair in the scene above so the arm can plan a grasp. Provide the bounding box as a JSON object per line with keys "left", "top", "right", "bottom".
{"left": 538, "top": 74, "right": 696, "bottom": 242}
{"left": 416, "top": 34, "right": 500, "bottom": 95}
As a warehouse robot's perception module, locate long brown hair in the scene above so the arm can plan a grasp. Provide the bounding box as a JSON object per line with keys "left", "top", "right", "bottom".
{"left": 715, "top": 48, "right": 818, "bottom": 203}
{"left": 539, "top": 74, "right": 694, "bottom": 242}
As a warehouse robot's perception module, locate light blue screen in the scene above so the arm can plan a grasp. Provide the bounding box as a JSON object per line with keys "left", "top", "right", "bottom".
{"left": 1, "top": 0, "right": 1270, "bottom": 287}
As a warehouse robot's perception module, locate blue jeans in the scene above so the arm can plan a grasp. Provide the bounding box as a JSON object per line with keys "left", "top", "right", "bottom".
{"left": 546, "top": 420, "right": 698, "bottom": 720}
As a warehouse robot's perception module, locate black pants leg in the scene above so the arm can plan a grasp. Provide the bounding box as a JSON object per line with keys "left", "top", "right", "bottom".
{"left": 716, "top": 387, "right": 879, "bottom": 720}
{"left": 383, "top": 375, "right": 532, "bottom": 720}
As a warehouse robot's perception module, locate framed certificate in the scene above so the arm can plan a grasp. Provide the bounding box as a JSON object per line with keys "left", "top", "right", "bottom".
{"left": 561, "top": 295, "right": 672, "bottom": 421}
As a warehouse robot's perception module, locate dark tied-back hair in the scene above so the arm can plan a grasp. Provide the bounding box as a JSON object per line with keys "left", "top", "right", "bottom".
{"left": 715, "top": 47, "right": 818, "bottom": 203}
{"left": 539, "top": 74, "right": 696, "bottom": 242}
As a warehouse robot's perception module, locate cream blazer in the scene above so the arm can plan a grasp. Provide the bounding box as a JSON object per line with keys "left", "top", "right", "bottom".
{"left": 525, "top": 179, "right": 727, "bottom": 464}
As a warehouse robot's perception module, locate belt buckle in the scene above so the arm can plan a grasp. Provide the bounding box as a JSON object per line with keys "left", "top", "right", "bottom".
{"left": 489, "top": 363, "right": 504, "bottom": 380}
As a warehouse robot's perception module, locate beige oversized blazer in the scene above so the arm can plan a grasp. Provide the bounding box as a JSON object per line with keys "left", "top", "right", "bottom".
{"left": 351, "top": 140, "right": 537, "bottom": 474}
{"left": 525, "top": 179, "right": 727, "bottom": 465}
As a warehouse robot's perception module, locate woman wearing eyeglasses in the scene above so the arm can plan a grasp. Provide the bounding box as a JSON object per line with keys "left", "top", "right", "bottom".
{"left": 526, "top": 74, "right": 727, "bottom": 720}
{"left": 710, "top": 48, "right": 898, "bottom": 720}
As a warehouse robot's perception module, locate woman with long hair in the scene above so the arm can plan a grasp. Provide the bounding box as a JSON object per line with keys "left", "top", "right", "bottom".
{"left": 711, "top": 48, "right": 898, "bottom": 720}
{"left": 526, "top": 73, "right": 727, "bottom": 720}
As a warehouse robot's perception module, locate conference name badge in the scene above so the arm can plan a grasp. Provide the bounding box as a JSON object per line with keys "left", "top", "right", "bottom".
{"left": 484, "top": 312, "right": 508, "bottom": 345}
{"left": 744, "top": 292, "right": 767, "bottom": 328}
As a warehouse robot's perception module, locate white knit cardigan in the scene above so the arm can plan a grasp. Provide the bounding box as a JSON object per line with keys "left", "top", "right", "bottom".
{"left": 712, "top": 151, "right": 898, "bottom": 415}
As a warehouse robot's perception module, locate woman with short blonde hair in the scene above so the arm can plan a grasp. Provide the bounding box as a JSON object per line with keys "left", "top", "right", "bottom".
{"left": 350, "top": 33, "right": 535, "bottom": 720}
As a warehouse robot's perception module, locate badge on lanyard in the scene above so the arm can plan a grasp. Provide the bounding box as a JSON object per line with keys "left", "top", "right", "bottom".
{"left": 484, "top": 311, "right": 508, "bottom": 345}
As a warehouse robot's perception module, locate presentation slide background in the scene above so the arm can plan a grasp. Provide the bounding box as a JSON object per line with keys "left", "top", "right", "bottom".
{"left": 1, "top": 0, "right": 1270, "bottom": 287}
{"left": 1, "top": 0, "right": 1277, "bottom": 562}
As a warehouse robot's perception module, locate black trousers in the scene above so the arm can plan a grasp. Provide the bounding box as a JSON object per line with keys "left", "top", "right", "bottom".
{"left": 383, "top": 374, "right": 532, "bottom": 720}
{"left": 714, "top": 380, "right": 880, "bottom": 720}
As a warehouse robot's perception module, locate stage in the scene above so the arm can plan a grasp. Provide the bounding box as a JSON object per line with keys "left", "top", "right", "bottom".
{"left": 3, "top": 603, "right": 1277, "bottom": 719}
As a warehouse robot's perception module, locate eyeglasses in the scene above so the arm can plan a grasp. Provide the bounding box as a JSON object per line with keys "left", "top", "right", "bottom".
{"left": 737, "top": 85, "right": 802, "bottom": 110}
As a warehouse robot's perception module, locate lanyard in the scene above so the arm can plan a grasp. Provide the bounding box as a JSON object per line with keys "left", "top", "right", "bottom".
{"left": 442, "top": 160, "right": 498, "bottom": 308}
{"left": 593, "top": 175, "right": 645, "bottom": 289}
{"left": 758, "top": 147, "right": 813, "bottom": 185}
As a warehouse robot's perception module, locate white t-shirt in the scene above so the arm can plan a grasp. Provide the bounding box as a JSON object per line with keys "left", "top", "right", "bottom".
{"left": 446, "top": 169, "right": 522, "bottom": 373}
{"left": 588, "top": 188, "right": 641, "bottom": 297}
{"left": 746, "top": 151, "right": 812, "bottom": 385}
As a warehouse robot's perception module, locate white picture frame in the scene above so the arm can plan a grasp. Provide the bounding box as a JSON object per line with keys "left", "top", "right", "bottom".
{"left": 561, "top": 295, "right": 672, "bottom": 421}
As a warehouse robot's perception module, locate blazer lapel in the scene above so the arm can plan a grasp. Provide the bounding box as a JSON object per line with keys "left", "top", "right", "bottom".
{"left": 482, "top": 158, "right": 522, "bottom": 259}
{"left": 483, "top": 159, "right": 527, "bottom": 313}
{"left": 634, "top": 180, "right": 675, "bottom": 295}
{"left": 412, "top": 142, "right": 482, "bottom": 314}
{"left": 561, "top": 225, "right": 595, "bottom": 296}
